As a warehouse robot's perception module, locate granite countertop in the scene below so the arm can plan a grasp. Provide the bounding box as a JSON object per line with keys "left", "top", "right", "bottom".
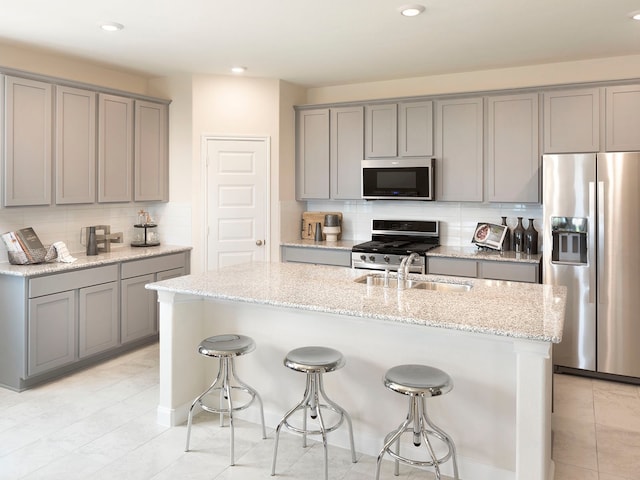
{"left": 281, "top": 239, "right": 359, "bottom": 250}
{"left": 428, "top": 245, "right": 543, "bottom": 264}
{"left": 147, "top": 261, "right": 565, "bottom": 343}
{"left": 281, "top": 241, "right": 541, "bottom": 263}
{"left": 0, "top": 245, "right": 192, "bottom": 277}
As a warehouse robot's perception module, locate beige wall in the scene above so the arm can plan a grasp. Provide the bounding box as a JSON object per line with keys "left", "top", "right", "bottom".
{"left": 305, "top": 54, "right": 640, "bottom": 104}
{"left": 0, "top": 42, "right": 151, "bottom": 94}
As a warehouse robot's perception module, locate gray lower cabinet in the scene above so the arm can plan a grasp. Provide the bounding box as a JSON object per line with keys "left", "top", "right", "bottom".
{"left": 28, "top": 290, "right": 76, "bottom": 376}
{"left": 120, "top": 253, "right": 188, "bottom": 344}
{"left": 0, "top": 250, "right": 189, "bottom": 391}
{"left": 79, "top": 281, "right": 118, "bottom": 358}
{"left": 281, "top": 245, "right": 351, "bottom": 267}
{"left": 427, "top": 257, "right": 540, "bottom": 283}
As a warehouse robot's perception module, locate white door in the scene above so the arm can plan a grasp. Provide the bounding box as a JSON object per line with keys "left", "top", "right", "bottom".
{"left": 205, "top": 137, "right": 269, "bottom": 270}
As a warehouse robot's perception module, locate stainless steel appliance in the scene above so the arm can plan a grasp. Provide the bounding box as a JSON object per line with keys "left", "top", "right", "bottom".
{"left": 362, "top": 158, "right": 435, "bottom": 200}
{"left": 543, "top": 152, "right": 640, "bottom": 379}
{"left": 351, "top": 219, "right": 439, "bottom": 272}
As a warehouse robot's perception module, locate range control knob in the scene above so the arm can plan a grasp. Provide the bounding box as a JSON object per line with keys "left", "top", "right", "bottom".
{"left": 383, "top": 255, "right": 390, "bottom": 263}
{"left": 369, "top": 255, "right": 376, "bottom": 262}
{"left": 360, "top": 254, "right": 367, "bottom": 261}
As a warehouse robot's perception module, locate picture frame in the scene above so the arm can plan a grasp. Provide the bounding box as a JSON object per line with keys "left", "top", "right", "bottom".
{"left": 472, "top": 222, "right": 508, "bottom": 250}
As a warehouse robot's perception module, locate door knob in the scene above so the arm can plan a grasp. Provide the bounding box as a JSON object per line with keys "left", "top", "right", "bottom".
{"left": 256, "top": 240, "right": 264, "bottom": 246}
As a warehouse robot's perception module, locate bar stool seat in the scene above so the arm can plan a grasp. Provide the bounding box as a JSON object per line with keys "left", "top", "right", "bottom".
{"left": 375, "top": 364, "right": 459, "bottom": 480}
{"left": 271, "top": 346, "right": 357, "bottom": 480}
{"left": 185, "top": 334, "right": 266, "bottom": 466}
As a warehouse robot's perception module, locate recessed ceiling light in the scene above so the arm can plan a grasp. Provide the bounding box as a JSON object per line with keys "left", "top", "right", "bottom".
{"left": 101, "top": 22, "right": 124, "bottom": 32}
{"left": 399, "top": 4, "right": 426, "bottom": 17}
{"left": 631, "top": 11, "right": 640, "bottom": 20}
{"left": 231, "top": 66, "right": 247, "bottom": 74}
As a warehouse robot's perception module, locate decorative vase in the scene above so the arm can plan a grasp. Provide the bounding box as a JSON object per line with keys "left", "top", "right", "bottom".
{"left": 524, "top": 218, "right": 539, "bottom": 255}
{"left": 512, "top": 217, "right": 525, "bottom": 252}
{"left": 501, "top": 216, "right": 511, "bottom": 251}
{"left": 86, "top": 226, "right": 98, "bottom": 256}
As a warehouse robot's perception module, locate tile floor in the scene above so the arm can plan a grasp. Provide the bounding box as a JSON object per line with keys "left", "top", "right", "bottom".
{"left": 0, "top": 343, "right": 638, "bottom": 479}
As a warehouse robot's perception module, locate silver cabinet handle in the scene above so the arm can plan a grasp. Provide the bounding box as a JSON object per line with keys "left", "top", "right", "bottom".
{"left": 256, "top": 240, "right": 264, "bottom": 246}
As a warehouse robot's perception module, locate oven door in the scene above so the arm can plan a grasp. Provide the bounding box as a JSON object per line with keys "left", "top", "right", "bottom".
{"left": 362, "top": 158, "right": 434, "bottom": 200}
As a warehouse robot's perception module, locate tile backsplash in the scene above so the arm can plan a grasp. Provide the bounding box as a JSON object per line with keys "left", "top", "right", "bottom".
{"left": 0, "top": 202, "right": 192, "bottom": 262}
{"left": 306, "top": 200, "right": 543, "bottom": 249}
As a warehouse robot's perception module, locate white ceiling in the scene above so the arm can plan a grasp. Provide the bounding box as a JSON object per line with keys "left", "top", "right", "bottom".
{"left": 2, "top": 0, "right": 640, "bottom": 87}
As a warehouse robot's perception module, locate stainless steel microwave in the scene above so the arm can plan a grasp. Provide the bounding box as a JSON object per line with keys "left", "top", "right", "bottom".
{"left": 362, "top": 158, "right": 435, "bottom": 200}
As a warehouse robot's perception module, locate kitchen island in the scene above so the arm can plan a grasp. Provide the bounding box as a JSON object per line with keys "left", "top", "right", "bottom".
{"left": 147, "top": 262, "right": 565, "bottom": 480}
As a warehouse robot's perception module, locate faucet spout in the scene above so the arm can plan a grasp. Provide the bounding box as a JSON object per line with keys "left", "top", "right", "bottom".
{"left": 397, "top": 252, "right": 420, "bottom": 290}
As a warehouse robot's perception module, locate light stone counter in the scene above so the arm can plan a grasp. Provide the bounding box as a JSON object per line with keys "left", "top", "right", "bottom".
{"left": 147, "top": 261, "right": 565, "bottom": 480}
{"left": 148, "top": 261, "right": 563, "bottom": 342}
{"left": 0, "top": 245, "right": 192, "bottom": 277}
{"left": 428, "top": 245, "right": 542, "bottom": 264}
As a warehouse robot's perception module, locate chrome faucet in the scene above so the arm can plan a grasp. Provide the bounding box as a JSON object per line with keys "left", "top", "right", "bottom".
{"left": 397, "top": 252, "right": 420, "bottom": 290}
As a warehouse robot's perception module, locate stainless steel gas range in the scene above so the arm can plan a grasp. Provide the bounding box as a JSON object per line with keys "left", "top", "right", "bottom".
{"left": 351, "top": 220, "right": 439, "bottom": 273}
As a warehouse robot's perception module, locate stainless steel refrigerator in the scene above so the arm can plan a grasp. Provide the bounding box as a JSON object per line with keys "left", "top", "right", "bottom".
{"left": 543, "top": 152, "right": 640, "bottom": 379}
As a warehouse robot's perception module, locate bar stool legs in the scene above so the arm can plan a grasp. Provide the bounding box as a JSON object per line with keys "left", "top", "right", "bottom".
{"left": 184, "top": 334, "right": 266, "bottom": 466}
{"left": 375, "top": 364, "right": 459, "bottom": 480}
{"left": 271, "top": 346, "right": 357, "bottom": 480}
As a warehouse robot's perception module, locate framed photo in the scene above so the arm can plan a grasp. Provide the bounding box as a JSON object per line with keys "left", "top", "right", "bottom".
{"left": 472, "top": 222, "right": 508, "bottom": 250}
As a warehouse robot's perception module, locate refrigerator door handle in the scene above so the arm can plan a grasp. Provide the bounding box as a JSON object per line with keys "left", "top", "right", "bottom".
{"left": 597, "top": 181, "right": 606, "bottom": 305}
{"left": 589, "top": 181, "right": 597, "bottom": 304}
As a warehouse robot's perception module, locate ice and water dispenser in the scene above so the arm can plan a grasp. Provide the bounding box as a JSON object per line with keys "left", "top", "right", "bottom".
{"left": 550, "top": 216, "right": 588, "bottom": 264}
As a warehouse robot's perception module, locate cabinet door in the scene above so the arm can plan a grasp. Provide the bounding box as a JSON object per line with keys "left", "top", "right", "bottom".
{"left": 78, "top": 281, "right": 118, "bottom": 358}
{"left": 296, "top": 109, "right": 330, "bottom": 199}
{"left": 55, "top": 86, "right": 97, "bottom": 204}
{"left": 543, "top": 88, "right": 600, "bottom": 153}
{"left": 435, "top": 97, "right": 484, "bottom": 201}
{"left": 399, "top": 101, "right": 433, "bottom": 157}
{"left": 121, "top": 274, "right": 156, "bottom": 344}
{"left": 487, "top": 93, "right": 539, "bottom": 203}
{"left": 28, "top": 291, "right": 76, "bottom": 376}
{"left": 606, "top": 85, "right": 640, "bottom": 151}
{"left": 330, "top": 106, "right": 363, "bottom": 199}
{"left": 134, "top": 100, "right": 168, "bottom": 201}
{"left": 365, "top": 104, "right": 397, "bottom": 158}
{"left": 4, "top": 76, "right": 52, "bottom": 206}
{"left": 98, "top": 94, "right": 133, "bottom": 202}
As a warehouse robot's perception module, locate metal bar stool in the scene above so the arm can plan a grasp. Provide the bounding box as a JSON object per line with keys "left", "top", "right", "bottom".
{"left": 271, "top": 346, "right": 357, "bottom": 480}
{"left": 185, "top": 334, "right": 266, "bottom": 465}
{"left": 375, "top": 364, "right": 459, "bottom": 480}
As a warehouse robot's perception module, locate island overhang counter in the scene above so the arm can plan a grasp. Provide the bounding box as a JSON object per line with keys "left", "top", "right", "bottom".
{"left": 146, "top": 262, "right": 566, "bottom": 480}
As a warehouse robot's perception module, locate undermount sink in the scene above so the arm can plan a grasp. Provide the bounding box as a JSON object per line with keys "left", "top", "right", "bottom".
{"left": 354, "top": 274, "right": 472, "bottom": 292}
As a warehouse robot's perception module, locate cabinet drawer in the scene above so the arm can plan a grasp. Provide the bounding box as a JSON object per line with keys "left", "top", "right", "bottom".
{"left": 30, "top": 265, "right": 118, "bottom": 298}
{"left": 480, "top": 261, "right": 539, "bottom": 283}
{"left": 121, "top": 253, "right": 186, "bottom": 279}
{"left": 281, "top": 246, "right": 351, "bottom": 267}
{"left": 427, "top": 257, "right": 478, "bottom": 278}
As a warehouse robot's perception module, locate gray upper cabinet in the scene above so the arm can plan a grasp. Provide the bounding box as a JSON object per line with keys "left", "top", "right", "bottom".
{"left": 365, "top": 103, "right": 397, "bottom": 158}
{"left": 98, "top": 94, "right": 133, "bottom": 203}
{"left": 55, "top": 86, "right": 96, "bottom": 204}
{"left": 435, "top": 97, "right": 484, "bottom": 201}
{"left": 134, "top": 100, "right": 168, "bottom": 201}
{"left": 330, "top": 106, "right": 363, "bottom": 200}
{"left": 296, "top": 108, "right": 330, "bottom": 199}
{"left": 399, "top": 100, "right": 433, "bottom": 157}
{"left": 487, "top": 93, "right": 539, "bottom": 203}
{"left": 606, "top": 85, "right": 640, "bottom": 151}
{"left": 4, "top": 76, "right": 52, "bottom": 206}
{"left": 543, "top": 88, "right": 600, "bottom": 153}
